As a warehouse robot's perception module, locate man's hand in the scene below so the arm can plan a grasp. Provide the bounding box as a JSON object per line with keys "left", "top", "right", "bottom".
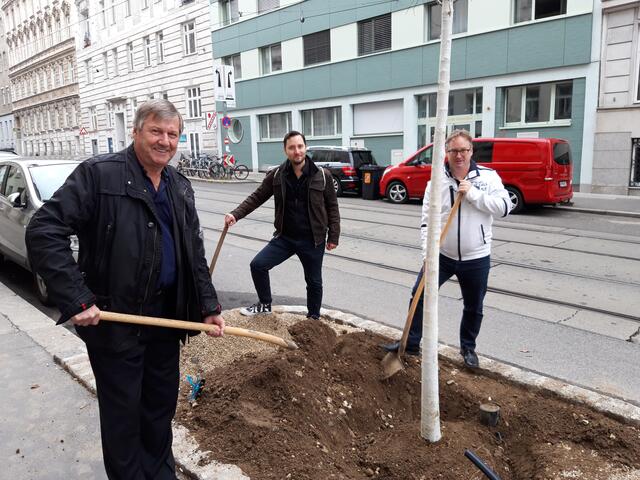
{"left": 203, "top": 314, "right": 225, "bottom": 337}
{"left": 458, "top": 180, "right": 472, "bottom": 194}
{"left": 71, "top": 304, "right": 101, "bottom": 327}
{"left": 224, "top": 213, "right": 236, "bottom": 227}
{"left": 326, "top": 242, "right": 337, "bottom": 251}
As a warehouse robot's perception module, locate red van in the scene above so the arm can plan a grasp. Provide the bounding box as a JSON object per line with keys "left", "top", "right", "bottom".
{"left": 378, "top": 137, "right": 573, "bottom": 213}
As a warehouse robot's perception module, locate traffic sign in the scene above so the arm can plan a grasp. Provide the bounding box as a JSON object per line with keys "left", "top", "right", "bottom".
{"left": 224, "top": 137, "right": 229, "bottom": 145}
{"left": 222, "top": 116, "right": 231, "bottom": 128}
{"left": 79, "top": 127, "right": 88, "bottom": 135}
{"left": 213, "top": 64, "right": 236, "bottom": 107}
{"left": 206, "top": 112, "right": 217, "bottom": 131}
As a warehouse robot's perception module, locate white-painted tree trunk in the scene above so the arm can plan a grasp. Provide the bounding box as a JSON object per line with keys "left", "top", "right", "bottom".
{"left": 421, "top": 0, "right": 454, "bottom": 443}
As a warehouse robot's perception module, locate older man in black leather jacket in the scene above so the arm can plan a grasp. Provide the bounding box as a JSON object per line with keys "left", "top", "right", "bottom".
{"left": 26, "top": 99, "right": 224, "bottom": 480}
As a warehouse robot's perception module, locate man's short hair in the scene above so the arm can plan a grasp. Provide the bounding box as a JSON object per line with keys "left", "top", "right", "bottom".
{"left": 283, "top": 131, "right": 307, "bottom": 148}
{"left": 133, "top": 99, "right": 184, "bottom": 135}
{"left": 445, "top": 129, "right": 473, "bottom": 148}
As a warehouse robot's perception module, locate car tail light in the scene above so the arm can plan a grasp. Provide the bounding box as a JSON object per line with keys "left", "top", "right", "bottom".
{"left": 341, "top": 165, "right": 356, "bottom": 176}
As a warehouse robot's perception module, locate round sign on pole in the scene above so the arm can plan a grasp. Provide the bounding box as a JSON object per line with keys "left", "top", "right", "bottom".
{"left": 222, "top": 116, "right": 232, "bottom": 128}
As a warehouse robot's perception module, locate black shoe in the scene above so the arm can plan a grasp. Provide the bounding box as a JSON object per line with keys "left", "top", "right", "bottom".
{"left": 240, "top": 302, "right": 272, "bottom": 316}
{"left": 306, "top": 314, "right": 320, "bottom": 320}
{"left": 381, "top": 342, "right": 420, "bottom": 356}
{"left": 461, "top": 348, "right": 479, "bottom": 368}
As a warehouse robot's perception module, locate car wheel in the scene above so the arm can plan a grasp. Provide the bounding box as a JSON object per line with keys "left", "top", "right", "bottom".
{"left": 332, "top": 176, "right": 343, "bottom": 196}
{"left": 33, "top": 273, "right": 54, "bottom": 306}
{"left": 386, "top": 181, "right": 408, "bottom": 204}
{"left": 505, "top": 186, "right": 524, "bottom": 214}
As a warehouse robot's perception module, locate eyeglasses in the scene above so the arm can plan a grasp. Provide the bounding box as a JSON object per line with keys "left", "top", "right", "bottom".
{"left": 446, "top": 148, "right": 472, "bottom": 155}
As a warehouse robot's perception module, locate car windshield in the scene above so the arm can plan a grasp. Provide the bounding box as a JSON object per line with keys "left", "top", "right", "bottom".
{"left": 29, "top": 163, "right": 79, "bottom": 201}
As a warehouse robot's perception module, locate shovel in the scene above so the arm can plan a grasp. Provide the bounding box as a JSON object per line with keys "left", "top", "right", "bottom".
{"left": 381, "top": 192, "right": 463, "bottom": 379}
{"left": 209, "top": 224, "right": 228, "bottom": 276}
{"left": 100, "top": 311, "right": 298, "bottom": 350}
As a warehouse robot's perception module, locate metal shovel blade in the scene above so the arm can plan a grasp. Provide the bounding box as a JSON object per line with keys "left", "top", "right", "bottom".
{"left": 381, "top": 351, "right": 405, "bottom": 379}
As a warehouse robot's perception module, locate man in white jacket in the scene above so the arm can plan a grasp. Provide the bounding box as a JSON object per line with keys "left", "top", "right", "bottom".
{"left": 383, "top": 130, "right": 511, "bottom": 368}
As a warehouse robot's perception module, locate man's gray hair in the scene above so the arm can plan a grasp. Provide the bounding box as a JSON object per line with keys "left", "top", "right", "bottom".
{"left": 133, "top": 99, "right": 184, "bottom": 134}
{"left": 445, "top": 129, "right": 473, "bottom": 148}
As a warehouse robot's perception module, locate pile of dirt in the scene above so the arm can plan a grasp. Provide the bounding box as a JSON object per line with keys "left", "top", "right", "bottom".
{"left": 177, "top": 312, "right": 640, "bottom": 479}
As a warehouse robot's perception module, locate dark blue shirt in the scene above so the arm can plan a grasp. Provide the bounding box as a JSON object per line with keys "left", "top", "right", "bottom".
{"left": 142, "top": 168, "right": 177, "bottom": 290}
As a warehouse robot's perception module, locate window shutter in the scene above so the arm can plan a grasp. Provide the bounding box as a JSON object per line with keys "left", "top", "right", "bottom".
{"left": 358, "top": 13, "right": 391, "bottom": 56}
{"left": 258, "top": 0, "right": 279, "bottom": 14}
{"left": 303, "top": 30, "right": 331, "bottom": 66}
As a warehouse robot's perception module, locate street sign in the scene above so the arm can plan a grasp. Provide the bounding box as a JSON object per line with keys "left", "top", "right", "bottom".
{"left": 79, "top": 127, "right": 88, "bottom": 135}
{"left": 213, "top": 65, "right": 225, "bottom": 102}
{"left": 213, "top": 64, "right": 236, "bottom": 107}
{"left": 224, "top": 137, "right": 229, "bottom": 145}
{"left": 206, "top": 112, "right": 217, "bottom": 131}
{"left": 222, "top": 116, "right": 231, "bottom": 128}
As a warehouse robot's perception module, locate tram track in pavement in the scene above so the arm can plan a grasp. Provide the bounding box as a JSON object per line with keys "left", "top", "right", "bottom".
{"left": 201, "top": 224, "right": 640, "bottom": 325}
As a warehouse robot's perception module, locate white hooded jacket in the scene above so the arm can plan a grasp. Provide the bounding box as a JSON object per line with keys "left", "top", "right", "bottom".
{"left": 421, "top": 161, "right": 512, "bottom": 261}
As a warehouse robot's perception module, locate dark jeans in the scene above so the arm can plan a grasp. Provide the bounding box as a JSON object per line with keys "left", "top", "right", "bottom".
{"left": 407, "top": 254, "right": 490, "bottom": 351}
{"left": 250, "top": 235, "right": 325, "bottom": 317}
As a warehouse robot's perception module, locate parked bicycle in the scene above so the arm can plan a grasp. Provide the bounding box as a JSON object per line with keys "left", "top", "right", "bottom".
{"left": 209, "top": 154, "right": 249, "bottom": 181}
{"left": 177, "top": 153, "right": 218, "bottom": 179}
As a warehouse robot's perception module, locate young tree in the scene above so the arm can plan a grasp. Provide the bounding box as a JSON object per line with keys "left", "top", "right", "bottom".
{"left": 421, "top": 0, "right": 454, "bottom": 442}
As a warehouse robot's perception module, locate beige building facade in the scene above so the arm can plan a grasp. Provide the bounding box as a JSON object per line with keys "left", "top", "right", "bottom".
{"left": 595, "top": 0, "right": 640, "bottom": 195}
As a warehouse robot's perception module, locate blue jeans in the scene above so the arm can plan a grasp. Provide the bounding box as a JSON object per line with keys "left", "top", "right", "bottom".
{"left": 407, "top": 254, "right": 490, "bottom": 351}
{"left": 250, "top": 235, "right": 325, "bottom": 318}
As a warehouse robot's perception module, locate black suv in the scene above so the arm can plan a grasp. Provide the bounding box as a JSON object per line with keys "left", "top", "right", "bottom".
{"left": 306, "top": 146, "right": 377, "bottom": 196}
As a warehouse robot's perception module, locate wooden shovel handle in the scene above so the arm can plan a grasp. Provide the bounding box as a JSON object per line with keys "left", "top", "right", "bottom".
{"left": 99, "top": 310, "right": 298, "bottom": 350}
{"left": 398, "top": 192, "right": 463, "bottom": 356}
{"left": 209, "top": 224, "right": 229, "bottom": 276}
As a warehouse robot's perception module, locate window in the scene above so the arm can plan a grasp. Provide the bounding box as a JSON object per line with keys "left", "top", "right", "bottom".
{"left": 427, "top": 0, "right": 468, "bottom": 40}
{"left": 301, "top": 107, "right": 341, "bottom": 137}
{"left": 112, "top": 48, "right": 119, "bottom": 76}
{"left": 162, "top": 91, "right": 169, "bottom": 100}
{"left": 514, "top": 0, "right": 566, "bottom": 23}
{"left": 631, "top": 139, "right": 640, "bottom": 187}
{"left": 260, "top": 43, "right": 281, "bottom": 74}
{"left": 186, "top": 86, "right": 201, "bottom": 118}
{"left": 258, "top": 0, "right": 279, "bottom": 14}
{"left": 418, "top": 88, "right": 482, "bottom": 118}
{"left": 258, "top": 112, "right": 291, "bottom": 140}
{"left": 144, "top": 36, "right": 151, "bottom": 67}
{"left": 222, "top": 53, "right": 241, "bottom": 79}
{"left": 189, "top": 132, "right": 200, "bottom": 157}
{"left": 505, "top": 81, "right": 572, "bottom": 125}
{"left": 156, "top": 31, "right": 165, "bottom": 63}
{"left": 110, "top": 0, "right": 116, "bottom": 24}
{"left": 89, "top": 106, "right": 98, "bottom": 130}
{"left": 85, "top": 59, "right": 92, "bottom": 83}
{"left": 182, "top": 21, "right": 196, "bottom": 55}
{"left": 127, "top": 42, "right": 134, "bottom": 71}
{"left": 303, "top": 30, "right": 330, "bottom": 66}
{"left": 57, "top": 64, "right": 64, "bottom": 86}
{"left": 358, "top": 14, "right": 391, "bottom": 56}
{"left": 103, "top": 52, "right": 109, "bottom": 79}
{"left": 142, "top": 0, "right": 149, "bottom": 8}
{"left": 124, "top": 0, "right": 130, "bottom": 16}
{"left": 99, "top": 0, "right": 106, "bottom": 27}
{"left": 220, "top": 0, "right": 239, "bottom": 26}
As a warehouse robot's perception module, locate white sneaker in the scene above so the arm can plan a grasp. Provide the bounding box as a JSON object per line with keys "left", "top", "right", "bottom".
{"left": 240, "top": 302, "right": 272, "bottom": 316}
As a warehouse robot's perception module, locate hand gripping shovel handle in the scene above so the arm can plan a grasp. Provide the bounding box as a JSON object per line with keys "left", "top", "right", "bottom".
{"left": 99, "top": 311, "right": 298, "bottom": 350}
{"left": 209, "top": 224, "right": 228, "bottom": 276}
{"left": 397, "top": 192, "right": 463, "bottom": 356}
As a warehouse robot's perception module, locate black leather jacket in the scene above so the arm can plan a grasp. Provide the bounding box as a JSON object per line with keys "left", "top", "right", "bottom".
{"left": 26, "top": 145, "right": 219, "bottom": 350}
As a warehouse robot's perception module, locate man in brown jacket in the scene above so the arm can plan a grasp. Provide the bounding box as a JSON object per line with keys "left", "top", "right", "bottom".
{"left": 224, "top": 131, "right": 340, "bottom": 319}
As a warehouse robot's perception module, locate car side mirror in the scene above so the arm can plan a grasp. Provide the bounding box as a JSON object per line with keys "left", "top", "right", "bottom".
{"left": 7, "top": 191, "right": 27, "bottom": 208}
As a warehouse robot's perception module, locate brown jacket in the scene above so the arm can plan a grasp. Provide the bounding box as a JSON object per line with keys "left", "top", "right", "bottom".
{"left": 230, "top": 158, "right": 340, "bottom": 246}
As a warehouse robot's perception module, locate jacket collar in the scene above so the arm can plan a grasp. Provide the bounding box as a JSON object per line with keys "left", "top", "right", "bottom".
{"left": 445, "top": 159, "right": 481, "bottom": 180}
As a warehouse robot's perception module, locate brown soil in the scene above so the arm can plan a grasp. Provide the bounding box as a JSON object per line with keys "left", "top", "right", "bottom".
{"left": 177, "top": 312, "right": 640, "bottom": 480}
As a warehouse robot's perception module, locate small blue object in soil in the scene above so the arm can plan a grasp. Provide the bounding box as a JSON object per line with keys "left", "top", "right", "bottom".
{"left": 186, "top": 374, "right": 205, "bottom": 402}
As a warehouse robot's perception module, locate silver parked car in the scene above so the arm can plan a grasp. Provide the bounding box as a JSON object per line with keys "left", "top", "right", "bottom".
{"left": 0, "top": 157, "right": 82, "bottom": 305}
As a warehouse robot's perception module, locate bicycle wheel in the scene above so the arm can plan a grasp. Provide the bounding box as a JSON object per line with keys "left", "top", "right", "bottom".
{"left": 209, "top": 163, "right": 223, "bottom": 179}
{"left": 233, "top": 164, "right": 249, "bottom": 180}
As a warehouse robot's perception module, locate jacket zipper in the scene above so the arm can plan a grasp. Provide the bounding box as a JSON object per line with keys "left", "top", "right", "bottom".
{"left": 481, "top": 224, "right": 486, "bottom": 244}
{"left": 140, "top": 223, "right": 158, "bottom": 313}
{"left": 455, "top": 185, "right": 462, "bottom": 261}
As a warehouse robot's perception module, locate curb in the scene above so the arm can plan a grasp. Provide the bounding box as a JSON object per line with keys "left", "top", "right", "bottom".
{"left": 545, "top": 205, "right": 640, "bottom": 219}
{"left": 3, "top": 282, "right": 639, "bottom": 479}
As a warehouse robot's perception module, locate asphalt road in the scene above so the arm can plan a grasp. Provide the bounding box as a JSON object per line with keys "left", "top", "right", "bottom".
{"left": 2, "top": 181, "right": 639, "bottom": 405}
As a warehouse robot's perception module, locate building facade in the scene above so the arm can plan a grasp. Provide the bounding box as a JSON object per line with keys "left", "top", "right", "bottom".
{"left": 211, "top": 0, "right": 600, "bottom": 192}
{"left": 75, "top": 0, "right": 217, "bottom": 157}
{"left": 2, "top": 0, "right": 81, "bottom": 157}
{"left": 0, "top": 9, "right": 14, "bottom": 150}
{"left": 594, "top": 0, "right": 640, "bottom": 195}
